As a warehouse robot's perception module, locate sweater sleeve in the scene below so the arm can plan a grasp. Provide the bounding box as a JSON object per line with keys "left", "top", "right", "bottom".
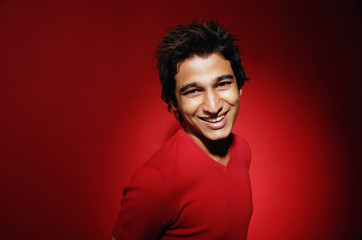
{"left": 112, "top": 166, "right": 175, "bottom": 240}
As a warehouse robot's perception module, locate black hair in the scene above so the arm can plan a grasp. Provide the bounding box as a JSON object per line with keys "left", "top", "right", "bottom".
{"left": 156, "top": 20, "right": 248, "bottom": 123}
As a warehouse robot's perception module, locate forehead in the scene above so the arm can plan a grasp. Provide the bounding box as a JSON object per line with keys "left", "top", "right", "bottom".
{"left": 175, "top": 53, "right": 234, "bottom": 87}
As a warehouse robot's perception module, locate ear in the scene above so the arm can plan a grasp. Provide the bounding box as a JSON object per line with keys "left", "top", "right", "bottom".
{"left": 170, "top": 102, "right": 179, "bottom": 111}
{"left": 239, "top": 88, "right": 242, "bottom": 96}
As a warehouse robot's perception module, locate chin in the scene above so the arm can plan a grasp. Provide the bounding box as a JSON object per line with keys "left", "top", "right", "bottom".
{"left": 202, "top": 128, "right": 232, "bottom": 141}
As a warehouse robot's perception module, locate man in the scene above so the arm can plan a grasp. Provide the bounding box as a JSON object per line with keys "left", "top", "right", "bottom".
{"left": 112, "top": 21, "right": 252, "bottom": 239}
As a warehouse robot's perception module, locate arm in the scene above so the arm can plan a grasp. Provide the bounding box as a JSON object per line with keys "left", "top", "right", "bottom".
{"left": 112, "top": 167, "right": 175, "bottom": 239}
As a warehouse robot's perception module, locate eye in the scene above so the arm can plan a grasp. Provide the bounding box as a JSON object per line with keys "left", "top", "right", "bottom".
{"left": 217, "top": 81, "right": 232, "bottom": 88}
{"left": 185, "top": 89, "right": 198, "bottom": 95}
{"left": 184, "top": 89, "right": 200, "bottom": 96}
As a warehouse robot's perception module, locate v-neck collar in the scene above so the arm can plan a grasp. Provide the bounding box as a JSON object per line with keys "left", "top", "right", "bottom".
{"left": 177, "top": 128, "right": 234, "bottom": 173}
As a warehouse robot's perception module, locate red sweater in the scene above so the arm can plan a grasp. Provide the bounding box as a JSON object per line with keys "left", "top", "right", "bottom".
{"left": 113, "top": 128, "right": 253, "bottom": 239}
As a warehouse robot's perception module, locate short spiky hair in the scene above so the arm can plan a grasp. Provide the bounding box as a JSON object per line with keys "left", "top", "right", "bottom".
{"left": 156, "top": 20, "right": 249, "bottom": 123}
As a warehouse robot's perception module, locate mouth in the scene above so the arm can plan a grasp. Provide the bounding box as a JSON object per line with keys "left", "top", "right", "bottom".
{"left": 199, "top": 111, "right": 228, "bottom": 123}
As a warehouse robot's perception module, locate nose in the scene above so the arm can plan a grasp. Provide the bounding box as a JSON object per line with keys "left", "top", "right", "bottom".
{"left": 203, "top": 90, "right": 222, "bottom": 115}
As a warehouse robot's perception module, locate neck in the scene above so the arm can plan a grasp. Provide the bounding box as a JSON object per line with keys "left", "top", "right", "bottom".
{"left": 184, "top": 127, "right": 232, "bottom": 166}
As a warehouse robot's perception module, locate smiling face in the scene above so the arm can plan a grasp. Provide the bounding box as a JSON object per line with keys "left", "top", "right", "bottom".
{"left": 174, "top": 53, "right": 242, "bottom": 144}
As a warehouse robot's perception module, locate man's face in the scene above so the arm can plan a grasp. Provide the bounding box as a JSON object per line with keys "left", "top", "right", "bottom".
{"left": 174, "top": 53, "right": 241, "bottom": 142}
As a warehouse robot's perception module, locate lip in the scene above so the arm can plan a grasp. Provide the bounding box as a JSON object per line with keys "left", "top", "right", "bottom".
{"left": 199, "top": 111, "right": 229, "bottom": 130}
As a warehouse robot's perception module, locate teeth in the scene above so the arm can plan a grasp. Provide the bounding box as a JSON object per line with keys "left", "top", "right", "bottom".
{"left": 205, "top": 114, "right": 225, "bottom": 123}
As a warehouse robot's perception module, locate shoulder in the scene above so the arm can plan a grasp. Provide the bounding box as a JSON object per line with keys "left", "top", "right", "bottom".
{"left": 126, "top": 166, "right": 173, "bottom": 201}
{"left": 142, "top": 128, "right": 192, "bottom": 169}
{"left": 137, "top": 128, "right": 205, "bottom": 189}
{"left": 232, "top": 134, "right": 251, "bottom": 153}
{"left": 121, "top": 129, "right": 187, "bottom": 204}
{"left": 231, "top": 133, "right": 252, "bottom": 166}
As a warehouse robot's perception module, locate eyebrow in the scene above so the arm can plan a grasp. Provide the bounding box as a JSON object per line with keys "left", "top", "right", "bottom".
{"left": 179, "top": 74, "right": 234, "bottom": 93}
{"left": 179, "top": 82, "right": 198, "bottom": 93}
{"left": 216, "top": 74, "right": 234, "bottom": 82}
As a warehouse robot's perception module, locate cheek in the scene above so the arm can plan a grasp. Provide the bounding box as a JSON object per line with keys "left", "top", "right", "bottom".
{"left": 178, "top": 98, "right": 200, "bottom": 117}
{"left": 222, "top": 90, "right": 240, "bottom": 105}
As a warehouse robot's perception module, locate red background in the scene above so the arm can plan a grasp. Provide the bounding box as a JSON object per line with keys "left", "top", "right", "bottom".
{"left": 0, "top": 0, "right": 361, "bottom": 239}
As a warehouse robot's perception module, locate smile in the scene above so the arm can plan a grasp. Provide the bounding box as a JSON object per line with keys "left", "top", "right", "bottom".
{"left": 200, "top": 112, "right": 228, "bottom": 123}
